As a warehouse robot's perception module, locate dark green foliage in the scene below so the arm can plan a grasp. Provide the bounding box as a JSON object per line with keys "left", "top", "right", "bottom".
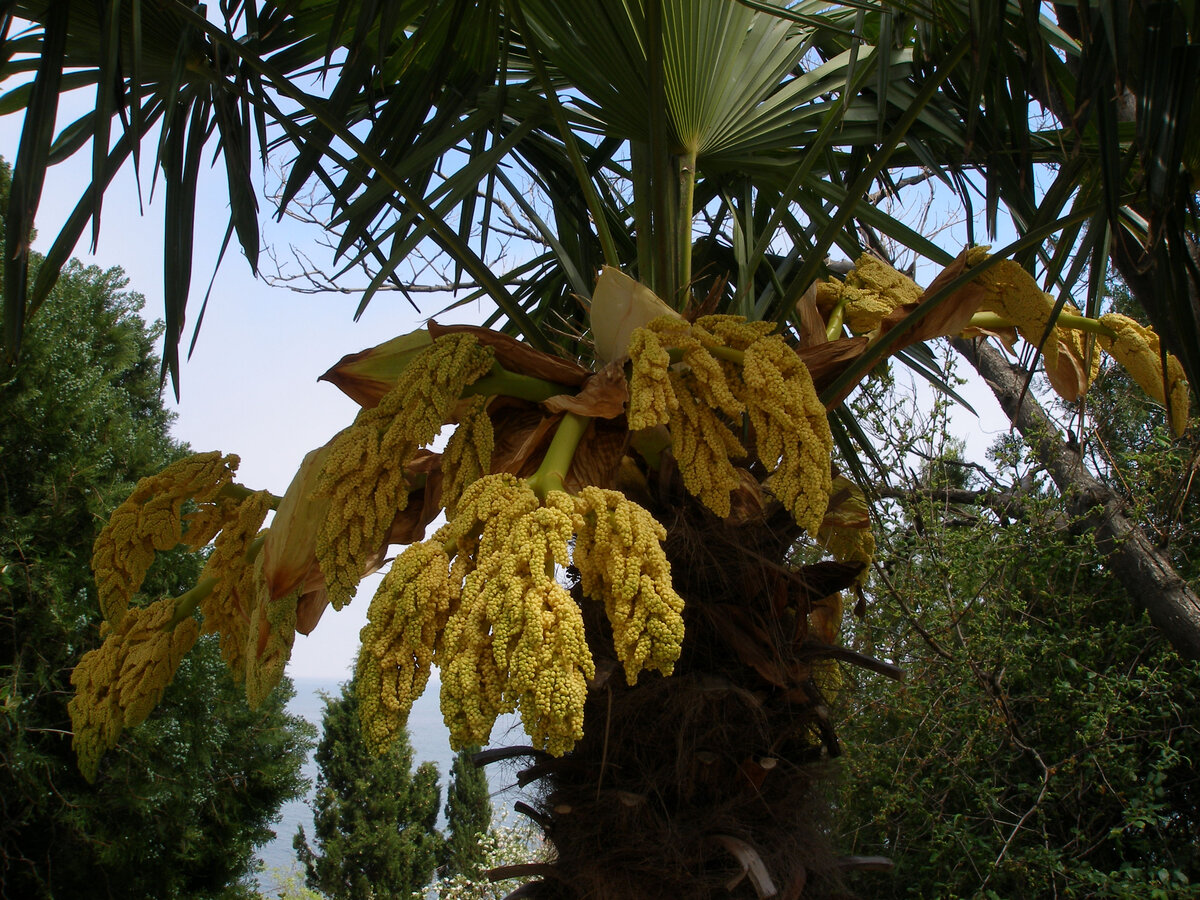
{"left": 838, "top": 375, "right": 1200, "bottom": 898}
{"left": 295, "top": 681, "right": 444, "bottom": 900}
{"left": 443, "top": 747, "right": 493, "bottom": 878}
{"left": 0, "top": 158, "right": 314, "bottom": 899}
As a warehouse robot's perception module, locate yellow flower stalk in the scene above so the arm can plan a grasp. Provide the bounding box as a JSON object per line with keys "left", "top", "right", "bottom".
{"left": 736, "top": 335, "right": 832, "bottom": 536}
{"left": 92, "top": 452, "right": 240, "bottom": 627}
{"left": 198, "top": 490, "right": 273, "bottom": 680}
{"left": 316, "top": 333, "right": 494, "bottom": 610}
{"left": 571, "top": 485, "right": 685, "bottom": 684}
{"left": 667, "top": 371, "right": 744, "bottom": 517}
{"left": 1100, "top": 313, "right": 1191, "bottom": 435}
{"left": 438, "top": 477, "right": 595, "bottom": 755}
{"left": 244, "top": 557, "right": 300, "bottom": 711}
{"left": 695, "top": 314, "right": 776, "bottom": 350}
{"left": 441, "top": 395, "right": 495, "bottom": 518}
{"left": 69, "top": 593, "right": 201, "bottom": 781}
{"left": 357, "top": 540, "right": 456, "bottom": 755}
{"left": 627, "top": 325, "right": 677, "bottom": 430}
{"left": 437, "top": 474, "right": 540, "bottom": 749}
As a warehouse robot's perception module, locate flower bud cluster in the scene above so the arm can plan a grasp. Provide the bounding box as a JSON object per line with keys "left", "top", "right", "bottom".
{"left": 1100, "top": 313, "right": 1190, "bottom": 435}
{"left": 737, "top": 334, "right": 833, "bottom": 536}
{"left": 198, "top": 490, "right": 273, "bottom": 679}
{"left": 439, "top": 477, "right": 593, "bottom": 755}
{"left": 92, "top": 452, "right": 240, "bottom": 626}
{"left": 357, "top": 475, "right": 595, "bottom": 757}
{"left": 625, "top": 316, "right": 832, "bottom": 532}
{"left": 816, "top": 254, "right": 922, "bottom": 334}
{"left": 315, "top": 334, "right": 494, "bottom": 610}
{"left": 68, "top": 595, "right": 200, "bottom": 782}
{"left": 357, "top": 541, "right": 457, "bottom": 755}
{"left": 245, "top": 563, "right": 299, "bottom": 712}
{"left": 441, "top": 395, "right": 495, "bottom": 517}
{"left": 571, "top": 486, "right": 685, "bottom": 684}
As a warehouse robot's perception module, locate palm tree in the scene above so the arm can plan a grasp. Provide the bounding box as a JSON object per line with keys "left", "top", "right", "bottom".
{"left": 3, "top": 3, "right": 1197, "bottom": 898}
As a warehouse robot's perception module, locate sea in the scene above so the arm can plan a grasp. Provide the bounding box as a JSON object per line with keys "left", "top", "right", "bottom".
{"left": 254, "top": 677, "right": 526, "bottom": 896}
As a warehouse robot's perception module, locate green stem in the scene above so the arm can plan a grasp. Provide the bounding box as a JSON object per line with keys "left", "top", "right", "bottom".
{"left": 826, "top": 297, "right": 849, "bottom": 341}
{"left": 677, "top": 150, "right": 697, "bottom": 296}
{"left": 165, "top": 577, "right": 218, "bottom": 630}
{"left": 465, "top": 362, "right": 570, "bottom": 403}
{"left": 969, "top": 311, "right": 1115, "bottom": 339}
{"left": 527, "top": 411, "right": 591, "bottom": 499}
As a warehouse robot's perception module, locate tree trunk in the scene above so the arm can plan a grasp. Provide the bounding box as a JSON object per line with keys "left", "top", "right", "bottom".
{"left": 951, "top": 336, "right": 1200, "bottom": 660}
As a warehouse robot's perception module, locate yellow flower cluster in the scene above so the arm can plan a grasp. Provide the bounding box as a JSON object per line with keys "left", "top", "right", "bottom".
{"left": 198, "top": 490, "right": 273, "bottom": 680}
{"left": 817, "top": 254, "right": 922, "bottom": 334}
{"left": 625, "top": 316, "right": 832, "bottom": 532}
{"left": 68, "top": 595, "right": 200, "bottom": 781}
{"left": 441, "top": 395, "right": 494, "bottom": 517}
{"left": 818, "top": 523, "right": 876, "bottom": 584}
{"left": 695, "top": 314, "right": 776, "bottom": 349}
{"left": 315, "top": 334, "right": 495, "bottom": 610}
{"left": 245, "top": 567, "right": 299, "bottom": 711}
{"left": 627, "top": 325, "right": 676, "bottom": 429}
{"left": 357, "top": 475, "right": 596, "bottom": 756}
{"left": 571, "top": 486, "right": 685, "bottom": 684}
{"left": 736, "top": 335, "right": 833, "bottom": 536}
{"left": 437, "top": 477, "right": 594, "bottom": 755}
{"left": 1100, "top": 313, "right": 1191, "bottom": 435}
{"left": 666, "top": 371, "right": 743, "bottom": 516}
{"left": 92, "top": 452, "right": 240, "bottom": 626}
{"left": 357, "top": 541, "right": 456, "bottom": 755}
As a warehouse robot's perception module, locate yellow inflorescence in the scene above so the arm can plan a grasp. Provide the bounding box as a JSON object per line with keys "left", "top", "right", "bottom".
{"left": 198, "top": 490, "right": 273, "bottom": 680}
{"left": 627, "top": 325, "right": 677, "bottom": 430}
{"left": 736, "top": 335, "right": 833, "bottom": 536}
{"left": 315, "top": 334, "right": 495, "bottom": 610}
{"left": 571, "top": 485, "right": 685, "bottom": 684}
{"left": 68, "top": 595, "right": 200, "bottom": 782}
{"left": 436, "top": 475, "right": 532, "bottom": 747}
{"left": 826, "top": 254, "right": 922, "bottom": 335}
{"left": 625, "top": 316, "right": 832, "bottom": 530}
{"left": 438, "top": 476, "right": 594, "bottom": 754}
{"left": 666, "top": 371, "right": 744, "bottom": 517}
{"left": 441, "top": 395, "right": 495, "bottom": 518}
{"left": 92, "top": 452, "right": 240, "bottom": 627}
{"left": 695, "top": 315, "right": 776, "bottom": 350}
{"left": 355, "top": 475, "right": 600, "bottom": 757}
{"left": 357, "top": 541, "right": 456, "bottom": 755}
{"left": 818, "top": 523, "right": 876, "bottom": 584}
{"left": 1100, "top": 313, "right": 1191, "bottom": 436}
{"left": 244, "top": 556, "right": 299, "bottom": 711}
{"left": 971, "top": 259, "right": 1092, "bottom": 394}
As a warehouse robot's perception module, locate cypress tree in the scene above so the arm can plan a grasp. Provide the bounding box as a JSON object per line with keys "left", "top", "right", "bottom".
{"left": 443, "top": 747, "right": 493, "bottom": 878}
{"left": 294, "top": 680, "right": 444, "bottom": 899}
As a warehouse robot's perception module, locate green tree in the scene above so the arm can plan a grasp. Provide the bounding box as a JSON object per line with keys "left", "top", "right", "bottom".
{"left": 0, "top": 157, "right": 314, "bottom": 898}
{"left": 836, "top": 356, "right": 1200, "bottom": 898}
{"left": 442, "top": 748, "right": 493, "bottom": 879}
{"left": 294, "top": 680, "right": 444, "bottom": 900}
{"left": 7, "top": 7, "right": 1200, "bottom": 900}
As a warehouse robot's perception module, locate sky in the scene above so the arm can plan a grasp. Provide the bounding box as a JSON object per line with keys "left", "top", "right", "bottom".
{"left": 0, "top": 72, "right": 1019, "bottom": 682}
